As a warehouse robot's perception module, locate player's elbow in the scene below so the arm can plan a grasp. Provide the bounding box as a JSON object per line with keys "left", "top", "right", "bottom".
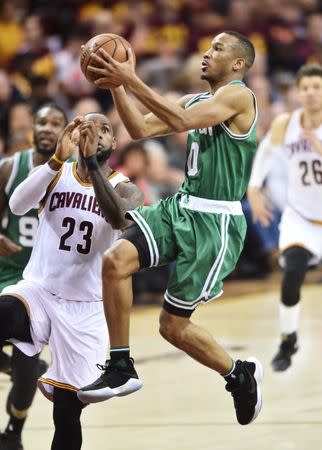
{"left": 109, "top": 213, "right": 126, "bottom": 230}
{"left": 128, "top": 129, "right": 143, "bottom": 140}
{"left": 9, "top": 196, "right": 26, "bottom": 215}
{"left": 172, "top": 117, "right": 189, "bottom": 133}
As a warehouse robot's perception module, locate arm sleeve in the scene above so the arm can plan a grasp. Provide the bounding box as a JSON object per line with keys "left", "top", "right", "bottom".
{"left": 9, "top": 163, "right": 59, "bottom": 215}
{"left": 248, "top": 132, "right": 282, "bottom": 188}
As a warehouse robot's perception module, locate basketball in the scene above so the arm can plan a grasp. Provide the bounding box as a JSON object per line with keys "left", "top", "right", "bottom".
{"left": 80, "top": 33, "right": 134, "bottom": 89}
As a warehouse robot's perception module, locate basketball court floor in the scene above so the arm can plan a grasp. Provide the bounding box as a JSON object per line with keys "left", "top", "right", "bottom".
{"left": 1, "top": 279, "right": 321, "bottom": 450}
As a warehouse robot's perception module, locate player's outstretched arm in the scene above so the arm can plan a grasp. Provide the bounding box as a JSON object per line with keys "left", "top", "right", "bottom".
{"left": 88, "top": 48, "right": 249, "bottom": 132}
{"left": 10, "top": 118, "right": 82, "bottom": 215}
{"left": 111, "top": 85, "right": 193, "bottom": 139}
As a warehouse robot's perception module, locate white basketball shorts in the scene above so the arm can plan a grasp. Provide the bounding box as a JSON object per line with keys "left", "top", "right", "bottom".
{"left": 279, "top": 206, "right": 322, "bottom": 267}
{"left": 1, "top": 280, "right": 108, "bottom": 402}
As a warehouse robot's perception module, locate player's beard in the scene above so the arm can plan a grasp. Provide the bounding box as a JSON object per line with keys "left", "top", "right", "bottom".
{"left": 79, "top": 146, "right": 113, "bottom": 165}
{"left": 34, "top": 136, "right": 57, "bottom": 156}
{"left": 96, "top": 148, "right": 112, "bottom": 163}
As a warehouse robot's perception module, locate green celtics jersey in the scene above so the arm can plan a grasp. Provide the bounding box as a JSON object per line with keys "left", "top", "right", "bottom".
{"left": 179, "top": 81, "right": 257, "bottom": 201}
{"left": 0, "top": 149, "right": 38, "bottom": 289}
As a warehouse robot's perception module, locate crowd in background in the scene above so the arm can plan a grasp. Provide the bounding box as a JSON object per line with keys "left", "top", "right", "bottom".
{"left": 1, "top": 0, "right": 321, "bottom": 301}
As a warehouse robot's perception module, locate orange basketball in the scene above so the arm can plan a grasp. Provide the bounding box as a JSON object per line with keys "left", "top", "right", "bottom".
{"left": 80, "top": 33, "right": 134, "bottom": 89}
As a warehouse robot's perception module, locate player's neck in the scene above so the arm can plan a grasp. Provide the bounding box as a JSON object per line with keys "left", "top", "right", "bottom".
{"left": 209, "top": 75, "right": 243, "bottom": 93}
{"left": 301, "top": 109, "right": 322, "bottom": 130}
{"left": 33, "top": 150, "right": 53, "bottom": 167}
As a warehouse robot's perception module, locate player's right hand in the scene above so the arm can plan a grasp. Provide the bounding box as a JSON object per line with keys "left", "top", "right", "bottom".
{"left": 0, "top": 234, "right": 22, "bottom": 257}
{"left": 55, "top": 116, "right": 84, "bottom": 161}
{"left": 79, "top": 121, "right": 99, "bottom": 158}
{"left": 247, "top": 187, "right": 274, "bottom": 227}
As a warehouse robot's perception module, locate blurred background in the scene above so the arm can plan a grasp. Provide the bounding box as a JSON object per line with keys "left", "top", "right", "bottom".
{"left": 1, "top": 0, "right": 322, "bottom": 302}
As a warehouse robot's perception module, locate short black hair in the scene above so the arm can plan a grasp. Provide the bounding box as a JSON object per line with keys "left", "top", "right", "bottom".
{"left": 296, "top": 64, "right": 322, "bottom": 84}
{"left": 224, "top": 30, "right": 255, "bottom": 71}
{"left": 34, "top": 103, "right": 68, "bottom": 125}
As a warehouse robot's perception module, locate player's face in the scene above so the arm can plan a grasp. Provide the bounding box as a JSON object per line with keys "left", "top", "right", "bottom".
{"left": 34, "top": 107, "right": 66, "bottom": 155}
{"left": 201, "top": 33, "right": 242, "bottom": 83}
{"left": 84, "top": 113, "right": 116, "bottom": 162}
{"left": 298, "top": 76, "right": 322, "bottom": 112}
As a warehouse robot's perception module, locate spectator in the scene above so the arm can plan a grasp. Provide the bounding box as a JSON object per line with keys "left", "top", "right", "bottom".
{"left": 6, "top": 102, "right": 33, "bottom": 155}
{"left": 0, "top": 0, "right": 23, "bottom": 69}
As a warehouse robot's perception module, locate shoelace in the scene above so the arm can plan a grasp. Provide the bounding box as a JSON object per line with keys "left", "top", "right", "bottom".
{"left": 96, "top": 357, "right": 135, "bottom": 372}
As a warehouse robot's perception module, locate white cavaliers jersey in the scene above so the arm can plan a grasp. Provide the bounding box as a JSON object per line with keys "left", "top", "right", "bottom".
{"left": 284, "top": 108, "right": 322, "bottom": 221}
{"left": 23, "top": 162, "right": 129, "bottom": 301}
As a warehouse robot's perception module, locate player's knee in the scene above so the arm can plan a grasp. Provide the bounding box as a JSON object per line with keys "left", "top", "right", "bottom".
{"left": 0, "top": 296, "right": 30, "bottom": 341}
{"left": 159, "top": 312, "right": 185, "bottom": 347}
{"left": 102, "top": 248, "right": 123, "bottom": 279}
{"left": 281, "top": 246, "right": 311, "bottom": 306}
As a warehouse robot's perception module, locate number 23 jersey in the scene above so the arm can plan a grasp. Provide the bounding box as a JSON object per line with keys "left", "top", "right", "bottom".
{"left": 284, "top": 108, "right": 322, "bottom": 221}
{"left": 23, "top": 162, "right": 129, "bottom": 302}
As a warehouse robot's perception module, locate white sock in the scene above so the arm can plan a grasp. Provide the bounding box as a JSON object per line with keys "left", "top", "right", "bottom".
{"left": 279, "top": 302, "right": 301, "bottom": 335}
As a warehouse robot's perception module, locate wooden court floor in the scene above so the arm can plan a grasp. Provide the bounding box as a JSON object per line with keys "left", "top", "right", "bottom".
{"left": 1, "top": 280, "right": 322, "bottom": 450}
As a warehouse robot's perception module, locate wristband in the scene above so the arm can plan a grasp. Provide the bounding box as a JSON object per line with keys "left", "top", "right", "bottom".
{"left": 84, "top": 154, "right": 99, "bottom": 171}
{"left": 52, "top": 154, "right": 65, "bottom": 165}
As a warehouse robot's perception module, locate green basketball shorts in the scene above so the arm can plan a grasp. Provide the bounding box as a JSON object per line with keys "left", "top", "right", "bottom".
{"left": 127, "top": 194, "right": 246, "bottom": 316}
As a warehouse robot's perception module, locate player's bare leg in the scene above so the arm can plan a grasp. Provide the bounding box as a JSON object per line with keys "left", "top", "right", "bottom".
{"left": 159, "top": 310, "right": 233, "bottom": 372}
{"left": 78, "top": 240, "right": 142, "bottom": 403}
{"left": 159, "top": 309, "right": 263, "bottom": 424}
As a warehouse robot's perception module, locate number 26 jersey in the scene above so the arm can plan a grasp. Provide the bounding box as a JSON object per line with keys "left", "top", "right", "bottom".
{"left": 23, "top": 162, "right": 129, "bottom": 302}
{"left": 284, "top": 108, "right": 322, "bottom": 221}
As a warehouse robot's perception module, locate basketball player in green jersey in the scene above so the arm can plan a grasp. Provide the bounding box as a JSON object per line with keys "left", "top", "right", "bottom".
{"left": 0, "top": 104, "right": 67, "bottom": 449}
{"left": 78, "top": 31, "right": 263, "bottom": 426}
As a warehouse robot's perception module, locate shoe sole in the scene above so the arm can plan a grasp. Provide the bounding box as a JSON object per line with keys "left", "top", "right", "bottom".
{"left": 246, "top": 356, "right": 264, "bottom": 424}
{"left": 77, "top": 378, "right": 143, "bottom": 404}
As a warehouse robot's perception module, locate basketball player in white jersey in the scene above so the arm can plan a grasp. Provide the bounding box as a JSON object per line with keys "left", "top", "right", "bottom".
{"left": 0, "top": 113, "right": 143, "bottom": 450}
{"left": 248, "top": 64, "right": 322, "bottom": 371}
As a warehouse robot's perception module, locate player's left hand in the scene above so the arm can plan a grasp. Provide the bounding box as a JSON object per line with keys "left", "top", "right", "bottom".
{"left": 87, "top": 47, "right": 135, "bottom": 88}
{"left": 302, "top": 129, "right": 322, "bottom": 156}
{"left": 79, "top": 121, "right": 99, "bottom": 158}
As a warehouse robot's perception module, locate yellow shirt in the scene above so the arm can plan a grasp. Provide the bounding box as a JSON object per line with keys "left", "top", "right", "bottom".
{"left": 0, "top": 21, "right": 23, "bottom": 68}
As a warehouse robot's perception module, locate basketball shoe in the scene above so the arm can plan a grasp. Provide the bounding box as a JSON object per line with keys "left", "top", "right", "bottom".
{"left": 77, "top": 358, "right": 142, "bottom": 403}
{"left": 225, "top": 357, "right": 264, "bottom": 425}
{"left": 0, "top": 432, "right": 23, "bottom": 450}
{"left": 271, "top": 332, "right": 298, "bottom": 372}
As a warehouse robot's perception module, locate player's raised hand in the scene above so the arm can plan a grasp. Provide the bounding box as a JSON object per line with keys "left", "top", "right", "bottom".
{"left": 55, "top": 116, "right": 84, "bottom": 162}
{"left": 79, "top": 121, "right": 99, "bottom": 158}
{"left": 247, "top": 187, "right": 274, "bottom": 227}
{"left": 88, "top": 47, "right": 135, "bottom": 88}
{"left": 0, "top": 234, "right": 22, "bottom": 257}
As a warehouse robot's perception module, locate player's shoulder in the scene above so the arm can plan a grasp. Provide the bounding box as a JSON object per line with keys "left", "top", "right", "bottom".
{"left": 0, "top": 155, "right": 15, "bottom": 177}
{"left": 271, "top": 112, "right": 292, "bottom": 128}
{"left": 270, "top": 112, "right": 292, "bottom": 145}
{"left": 216, "top": 83, "right": 253, "bottom": 106}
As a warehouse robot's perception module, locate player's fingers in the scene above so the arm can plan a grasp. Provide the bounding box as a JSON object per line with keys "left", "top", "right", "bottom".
{"left": 94, "top": 77, "right": 112, "bottom": 87}
{"left": 65, "top": 117, "right": 83, "bottom": 134}
{"left": 87, "top": 65, "right": 109, "bottom": 76}
{"left": 127, "top": 47, "right": 133, "bottom": 63}
{"left": 97, "top": 48, "right": 115, "bottom": 64}
{"left": 80, "top": 122, "right": 95, "bottom": 134}
{"left": 2, "top": 239, "right": 22, "bottom": 254}
{"left": 80, "top": 124, "right": 95, "bottom": 142}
